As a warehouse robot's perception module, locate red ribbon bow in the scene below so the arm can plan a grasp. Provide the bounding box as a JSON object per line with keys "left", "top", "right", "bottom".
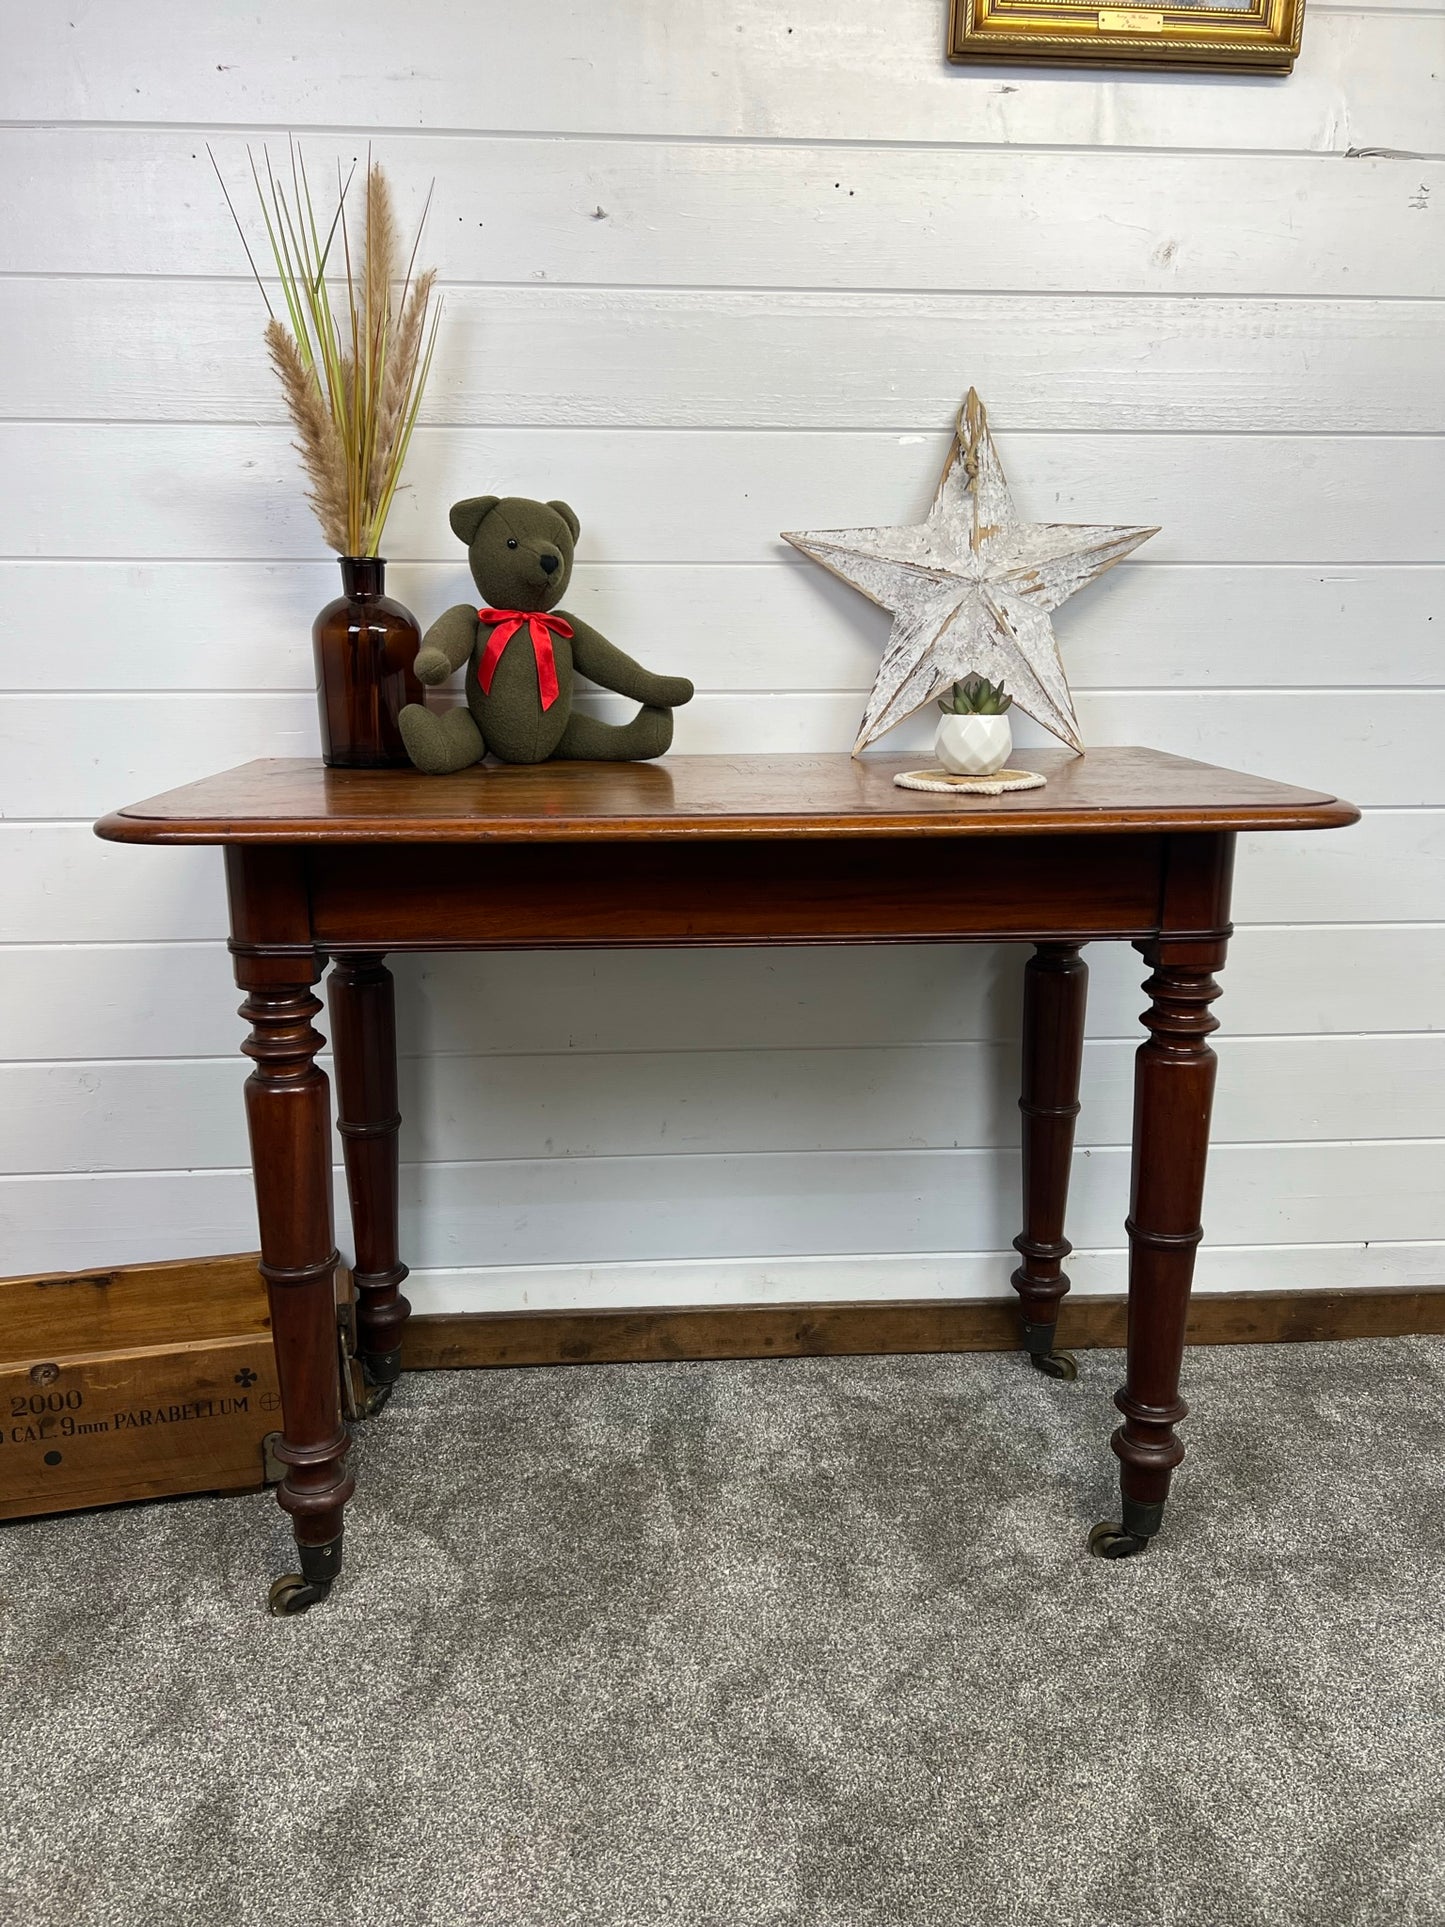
{"left": 476, "top": 608, "right": 573, "bottom": 712}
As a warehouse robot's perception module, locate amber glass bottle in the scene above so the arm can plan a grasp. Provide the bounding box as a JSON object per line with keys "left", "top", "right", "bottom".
{"left": 312, "top": 557, "right": 423, "bottom": 767}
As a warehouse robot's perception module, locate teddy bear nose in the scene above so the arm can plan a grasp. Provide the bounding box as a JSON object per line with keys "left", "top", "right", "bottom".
{"left": 539, "top": 552, "right": 559, "bottom": 575}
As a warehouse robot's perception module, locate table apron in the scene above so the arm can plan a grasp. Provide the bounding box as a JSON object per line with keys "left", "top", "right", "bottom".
{"left": 296, "top": 833, "right": 1184, "bottom": 950}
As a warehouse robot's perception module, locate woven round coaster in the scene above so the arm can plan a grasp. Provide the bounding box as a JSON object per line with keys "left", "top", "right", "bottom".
{"left": 893, "top": 766, "right": 1047, "bottom": 796}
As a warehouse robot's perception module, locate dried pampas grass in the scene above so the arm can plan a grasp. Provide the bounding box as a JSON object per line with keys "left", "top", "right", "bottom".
{"left": 264, "top": 318, "right": 349, "bottom": 553}
{"left": 213, "top": 141, "right": 441, "bottom": 557}
{"left": 370, "top": 266, "right": 437, "bottom": 521}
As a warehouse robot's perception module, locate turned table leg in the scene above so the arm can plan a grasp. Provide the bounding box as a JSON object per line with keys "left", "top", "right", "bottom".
{"left": 328, "top": 953, "right": 411, "bottom": 1411}
{"left": 1090, "top": 938, "right": 1226, "bottom": 1559}
{"left": 238, "top": 964, "right": 354, "bottom": 1614}
{"left": 1012, "top": 942, "right": 1088, "bottom": 1381}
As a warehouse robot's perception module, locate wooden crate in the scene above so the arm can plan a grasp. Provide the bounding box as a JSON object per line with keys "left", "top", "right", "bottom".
{"left": 0, "top": 1253, "right": 297, "bottom": 1521}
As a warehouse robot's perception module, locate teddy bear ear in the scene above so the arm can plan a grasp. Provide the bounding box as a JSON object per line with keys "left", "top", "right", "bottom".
{"left": 547, "top": 500, "right": 581, "bottom": 542}
{"left": 449, "top": 496, "right": 500, "bottom": 544}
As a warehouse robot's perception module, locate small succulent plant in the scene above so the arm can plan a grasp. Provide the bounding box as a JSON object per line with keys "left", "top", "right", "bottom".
{"left": 938, "top": 674, "right": 1013, "bottom": 716}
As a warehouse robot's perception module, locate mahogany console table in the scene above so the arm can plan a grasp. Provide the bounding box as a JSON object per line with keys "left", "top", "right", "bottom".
{"left": 96, "top": 748, "right": 1358, "bottom": 1613}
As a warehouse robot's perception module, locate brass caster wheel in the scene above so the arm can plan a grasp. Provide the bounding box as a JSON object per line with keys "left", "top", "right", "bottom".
{"left": 1031, "top": 1349, "right": 1078, "bottom": 1381}
{"left": 1088, "top": 1521, "right": 1150, "bottom": 1560}
{"left": 356, "top": 1378, "right": 394, "bottom": 1420}
{"left": 355, "top": 1350, "right": 401, "bottom": 1420}
{"left": 267, "top": 1574, "right": 333, "bottom": 1616}
{"left": 266, "top": 1535, "right": 341, "bottom": 1616}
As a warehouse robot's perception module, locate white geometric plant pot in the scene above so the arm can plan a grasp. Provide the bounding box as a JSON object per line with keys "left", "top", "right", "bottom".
{"left": 934, "top": 711, "right": 1012, "bottom": 777}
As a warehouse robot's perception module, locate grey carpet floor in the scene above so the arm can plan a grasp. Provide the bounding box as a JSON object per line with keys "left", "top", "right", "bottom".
{"left": 2, "top": 1338, "right": 1443, "bottom": 1927}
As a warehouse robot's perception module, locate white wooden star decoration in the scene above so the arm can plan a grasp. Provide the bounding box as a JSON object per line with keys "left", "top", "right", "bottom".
{"left": 783, "top": 389, "right": 1159, "bottom": 756}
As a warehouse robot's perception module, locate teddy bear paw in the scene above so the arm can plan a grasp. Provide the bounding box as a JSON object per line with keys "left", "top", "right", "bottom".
{"left": 415, "top": 647, "right": 454, "bottom": 686}
{"left": 399, "top": 703, "right": 486, "bottom": 776}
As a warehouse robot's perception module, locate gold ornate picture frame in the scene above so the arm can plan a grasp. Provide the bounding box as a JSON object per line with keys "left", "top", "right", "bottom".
{"left": 948, "top": 0, "right": 1303, "bottom": 72}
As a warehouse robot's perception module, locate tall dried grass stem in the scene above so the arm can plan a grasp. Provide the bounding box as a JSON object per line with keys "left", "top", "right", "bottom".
{"left": 217, "top": 142, "right": 439, "bottom": 557}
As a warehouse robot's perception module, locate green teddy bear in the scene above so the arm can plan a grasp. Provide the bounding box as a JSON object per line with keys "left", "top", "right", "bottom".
{"left": 398, "top": 495, "right": 694, "bottom": 773}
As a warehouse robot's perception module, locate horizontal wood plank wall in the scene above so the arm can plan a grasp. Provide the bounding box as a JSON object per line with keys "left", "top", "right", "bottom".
{"left": 1, "top": 4, "right": 1438, "bottom": 148}
{"left": 10, "top": 284, "right": 1445, "bottom": 430}
{"left": 2, "top": 0, "right": 1442, "bottom": 1305}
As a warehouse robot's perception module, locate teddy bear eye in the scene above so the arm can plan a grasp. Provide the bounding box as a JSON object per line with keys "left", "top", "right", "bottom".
{"left": 506, "top": 538, "right": 518, "bottom": 550}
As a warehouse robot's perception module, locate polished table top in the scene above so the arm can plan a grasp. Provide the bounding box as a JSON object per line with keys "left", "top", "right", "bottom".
{"left": 95, "top": 748, "right": 1358, "bottom": 846}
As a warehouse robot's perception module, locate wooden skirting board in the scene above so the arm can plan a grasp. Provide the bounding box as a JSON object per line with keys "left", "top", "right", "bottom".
{"left": 403, "top": 1285, "right": 1445, "bottom": 1372}
{"left": 5, "top": 1256, "right": 1442, "bottom": 1386}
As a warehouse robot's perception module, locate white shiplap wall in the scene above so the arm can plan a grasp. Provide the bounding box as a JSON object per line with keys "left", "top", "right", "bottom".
{"left": 2, "top": 0, "right": 1442, "bottom": 1314}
